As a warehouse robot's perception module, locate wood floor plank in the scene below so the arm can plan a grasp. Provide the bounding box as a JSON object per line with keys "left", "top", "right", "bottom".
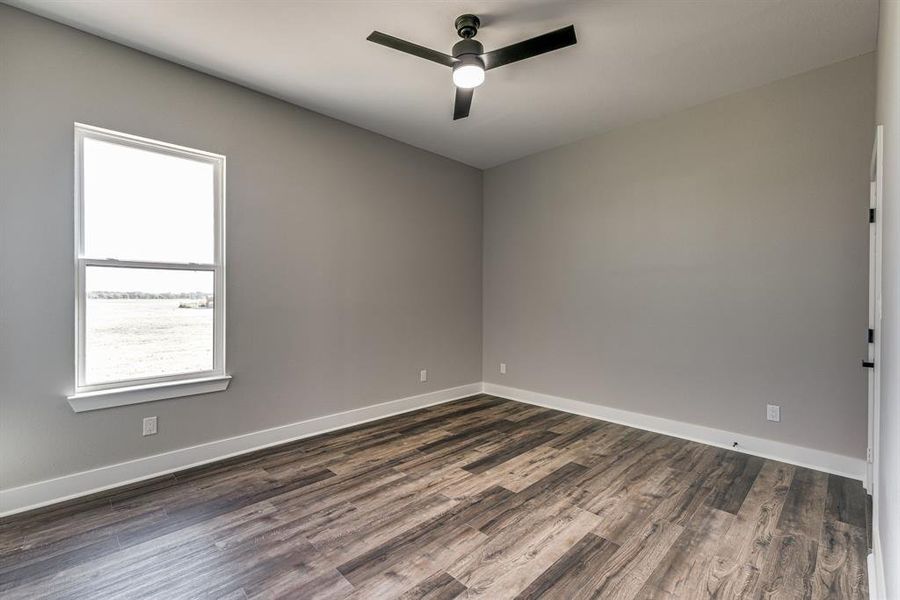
{"left": 0, "top": 395, "right": 867, "bottom": 599}
{"left": 758, "top": 533, "right": 819, "bottom": 600}
{"left": 502, "top": 404, "right": 551, "bottom": 422}
{"left": 449, "top": 445, "right": 576, "bottom": 497}
{"left": 336, "top": 486, "right": 514, "bottom": 585}
{"left": 667, "top": 441, "right": 719, "bottom": 475}
{"left": 706, "top": 460, "right": 795, "bottom": 599}
{"left": 813, "top": 518, "right": 868, "bottom": 599}
{"left": 266, "top": 464, "right": 405, "bottom": 518}
{"left": 341, "top": 525, "right": 487, "bottom": 599}
{"left": 245, "top": 568, "right": 353, "bottom": 600}
{"left": 446, "top": 497, "right": 602, "bottom": 598}
{"left": 562, "top": 519, "right": 683, "bottom": 600}
{"left": 461, "top": 430, "right": 560, "bottom": 474}
{"left": 415, "top": 423, "right": 507, "bottom": 457}
{"left": 395, "top": 571, "right": 466, "bottom": 600}
{"left": 640, "top": 503, "right": 735, "bottom": 598}
{"left": 117, "top": 467, "right": 336, "bottom": 549}
{"left": 778, "top": 467, "right": 829, "bottom": 540}
{"left": 1, "top": 501, "right": 278, "bottom": 599}
{"left": 824, "top": 474, "right": 868, "bottom": 530}
{"left": 593, "top": 467, "right": 708, "bottom": 546}
{"left": 310, "top": 493, "right": 460, "bottom": 564}
{"left": 561, "top": 423, "right": 644, "bottom": 467}
{"left": 546, "top": 419, "right": 608, "bottom": 449}
{"left": 514, "top": 532, "right": 620, "bottom": 599}
{"left": 461, "top": 462, "right": 588, "bottom": 531}
{"left": 325, "top": 429, "right": 448, "bottom": 476}
{"left": 705, "top": 453, "right": 765, "bottom": 515}
{"left": 563, "top": 432, "right": 682, "bottom": 515}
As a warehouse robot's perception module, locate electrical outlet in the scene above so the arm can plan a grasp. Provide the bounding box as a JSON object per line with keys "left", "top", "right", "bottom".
{"left": 419, "top": 369, "right": 427, "bottom": 383}
{"left": 500, "top": 363, "right": 507, "bottom": 375}
{"left": 766, "top": 404, "right": 781, "bottom": 422}
{"left": 142, "top": 416, "right": 158, "bottom": 436}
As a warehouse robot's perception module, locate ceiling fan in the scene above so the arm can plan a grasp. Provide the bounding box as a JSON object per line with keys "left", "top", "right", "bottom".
{"left": 367, "top": 15, "right": 577, "bottom": 120}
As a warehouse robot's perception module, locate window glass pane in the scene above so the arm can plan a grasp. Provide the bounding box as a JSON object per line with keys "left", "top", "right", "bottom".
{"left": 85, "top": 266, "right": 214, "bottom": 384}
{"left": 83, "top": 137, "right": 215, "bottom": 263}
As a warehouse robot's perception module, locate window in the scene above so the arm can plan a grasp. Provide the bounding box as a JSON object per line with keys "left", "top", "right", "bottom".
{"left": 69, "top": 124, "right": 229, "bottom": 412}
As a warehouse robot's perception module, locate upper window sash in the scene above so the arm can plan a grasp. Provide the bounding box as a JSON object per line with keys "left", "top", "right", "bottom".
{"left": 75, "top": 125, "right": 224, "bottom": 266}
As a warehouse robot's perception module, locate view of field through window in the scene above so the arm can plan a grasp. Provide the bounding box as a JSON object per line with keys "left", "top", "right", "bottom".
{"left": 85, "top": 267, "right": 214, "bottom": 384}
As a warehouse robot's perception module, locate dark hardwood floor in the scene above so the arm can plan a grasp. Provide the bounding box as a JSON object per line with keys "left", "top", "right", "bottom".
{"left": 0, "top": 395, "right": 869, "bottom": 599}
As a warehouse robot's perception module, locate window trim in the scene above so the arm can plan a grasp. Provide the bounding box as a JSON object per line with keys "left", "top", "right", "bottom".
{"left": 68, "top": 123, "right": 228, "bottom": 411}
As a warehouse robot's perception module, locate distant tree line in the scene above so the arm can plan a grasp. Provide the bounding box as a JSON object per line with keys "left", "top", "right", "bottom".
{"left": 88, "top": 291, "right": 211, "bottom": 300}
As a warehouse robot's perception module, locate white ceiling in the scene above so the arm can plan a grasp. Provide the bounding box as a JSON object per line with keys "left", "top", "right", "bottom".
{"left": 8, "top": 0, "right": 878, "bottom": 168}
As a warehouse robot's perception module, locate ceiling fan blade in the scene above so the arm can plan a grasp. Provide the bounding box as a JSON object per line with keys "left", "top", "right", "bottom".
{"left": 453, "top": 87, "right": 474, "bottom": 120}
{"left": 367, "top": 31, "right": 457, "bottom": 67}
{"left": 480, "top": 25, "right": 577, "bottom": 71}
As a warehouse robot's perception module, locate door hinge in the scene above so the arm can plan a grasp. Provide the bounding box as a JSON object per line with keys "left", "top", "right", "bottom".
{"left": 868, "top": 328, "right": 875, "bottom": 343}
{"left": 869, "top": 208, "right": 876, "bottom": 223}
{"left": 867, "top": 447, "right": 873, "bottom": 463}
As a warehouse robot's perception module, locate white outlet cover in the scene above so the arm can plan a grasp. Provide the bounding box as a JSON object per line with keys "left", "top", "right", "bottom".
{"left": 766, "top": 404, "right": 781, "bottom": 422}
{"left": 142, "top": 416, "right": 158, "bottom": 436}
{"left": 419, "top": 369, "right": 427, "bottom": 383}
{"left": 500, "top": 363, "right": 507, "bottom": 374}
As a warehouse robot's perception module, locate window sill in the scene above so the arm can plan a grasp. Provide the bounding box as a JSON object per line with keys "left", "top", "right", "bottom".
{"left": 67, "top": 375, "right": 232, "bottom": 413}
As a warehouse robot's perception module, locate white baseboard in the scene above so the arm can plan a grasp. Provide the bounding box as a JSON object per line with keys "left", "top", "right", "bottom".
{"left": 1, "top": 380, "right": 867, "bottom": 518}
{"left": 0, "top": 382, "right": 483, "bottom": 517}
{"left": 483, "top": 382, "right": 866, "bottom": 481}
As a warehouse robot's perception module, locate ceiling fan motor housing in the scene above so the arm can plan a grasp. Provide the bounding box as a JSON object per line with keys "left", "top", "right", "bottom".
{"left": 452, "top": 38, "right": 483, "bottom": 58}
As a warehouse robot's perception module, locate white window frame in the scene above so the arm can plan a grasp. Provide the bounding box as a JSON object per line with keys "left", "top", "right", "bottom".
{"left": 68, "top": 123, "right": 230, "bottom": 412}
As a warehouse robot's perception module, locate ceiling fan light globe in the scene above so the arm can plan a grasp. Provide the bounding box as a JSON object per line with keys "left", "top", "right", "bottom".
{"left": 453, "top": 63, "right": 485, "bottom": 89}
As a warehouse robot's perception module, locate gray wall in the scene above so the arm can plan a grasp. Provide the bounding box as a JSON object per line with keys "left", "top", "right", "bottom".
{"left": 875, "top": 0, "right": 899, "bottom": 595}
{"left": 483, "top": 54, "right": 875, "bottom": 459}
{"left": 0, "top": 6, "right": 483, "bottom": 489}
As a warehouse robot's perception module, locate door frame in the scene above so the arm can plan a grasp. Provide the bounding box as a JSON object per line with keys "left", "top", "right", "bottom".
{"left": 866, "top": 125, "right": 883, "bottom": 494}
